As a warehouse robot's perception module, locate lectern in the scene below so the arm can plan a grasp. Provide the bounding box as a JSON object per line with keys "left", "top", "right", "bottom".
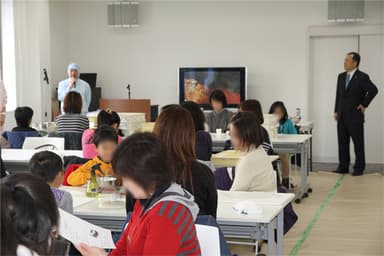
{"left": 99, "top": 99, "right": 151, "bottom": 122}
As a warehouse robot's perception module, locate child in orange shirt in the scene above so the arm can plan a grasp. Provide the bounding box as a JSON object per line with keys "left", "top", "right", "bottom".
{"left": 67, "top": 126, "right": 118, "bottom": 186}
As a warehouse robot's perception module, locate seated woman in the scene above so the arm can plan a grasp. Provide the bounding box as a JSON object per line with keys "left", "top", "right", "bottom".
{"left": 1, "top": 173, "right": 60, "bottom": 255}
{"left": 181, "top": 101, "right": 212, "bottom": 161}
{"left": 225, "top": 99, "right": 273, "bottom": 154}
{"left": 55, "top": 91, "right": 89, "bottom": 149}
{"left": 76, "top": 133, "right": 201, "bottom": 256}
{"left": 217, "top": 99, "right": 280, "bottom": 189}
{"left": 206, "top": 89, "right": 233, "bottom": 132}
{"left": 269, "top": 101, "right": 297, "bottom": 189}
{"left": 56, "top": 91, "right": 89, "bottom": 134}
{"left": 240, "top": 100, "right": 274, "bottom": 154}
{"left": 229, "top": 112, "right": 276, "bottom": 192}
{"left": 153, "top": 106, "right": 217, "bottom": 217}
{"left": 82, "top": 109, "right": 123, "bottom": 159}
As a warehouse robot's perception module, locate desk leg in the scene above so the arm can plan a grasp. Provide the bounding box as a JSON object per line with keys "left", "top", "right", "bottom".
{"left": 267, "top": 221, "right": 275, "bottom": 256}
{"left": 309, "top": 136, "right": 313, "bottom": 172}
{"left": 295, "top": 143, "right": 308, "bottom": 203}
{"left": 277, "top": 211, "right": 284, "bottom": 256}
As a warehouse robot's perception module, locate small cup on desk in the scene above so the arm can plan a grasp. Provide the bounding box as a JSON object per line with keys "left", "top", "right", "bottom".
{"left": 216, "top": 128, "right": 222, "bottom": 135}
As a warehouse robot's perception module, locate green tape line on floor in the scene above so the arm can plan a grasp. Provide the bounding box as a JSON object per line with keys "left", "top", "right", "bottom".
{"left": 289, "top": 174, "right": 346, "bottom": 256}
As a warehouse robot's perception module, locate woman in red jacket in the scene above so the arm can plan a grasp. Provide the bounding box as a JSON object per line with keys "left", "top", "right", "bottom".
{"left": 75, "top": 132, "right": 201, "bottom": 256}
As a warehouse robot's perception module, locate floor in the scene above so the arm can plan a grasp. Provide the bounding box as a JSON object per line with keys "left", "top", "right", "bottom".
{"left": 228, "top": 170, "right": 384, "bottom": 256}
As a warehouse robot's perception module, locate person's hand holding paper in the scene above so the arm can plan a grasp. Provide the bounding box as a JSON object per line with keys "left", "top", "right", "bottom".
{"left": 58, "top": 209, "right": 115, "bottom": 251}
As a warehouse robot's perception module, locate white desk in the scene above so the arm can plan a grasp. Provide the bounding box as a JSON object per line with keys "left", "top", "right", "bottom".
{"left": 295, "top": 121, "right": 314, "bottom": 172}
{"left": 61, "top": 186, "right": 127, "bottom": 232}
{"left": 218, "top": 190, "right": 295, "bottom": 256}
{"left": 211, "top": 150, "right": 279, "bottom": 168}
{"left": 295, "top": 120, "right": 314, "bottom": 133}
{"left": 270, "top": 135, "right": 312, "bottom": 203}
{"left": 211, "top": 134, "right": 312, "bottom": 203}
{"left": 2, "top": 149, "right": 83, "bottom": 172}
{"left": 62, "top": 186, "right": 293, "bottom": 256}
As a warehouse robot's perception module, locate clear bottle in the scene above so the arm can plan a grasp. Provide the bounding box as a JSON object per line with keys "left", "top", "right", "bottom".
{"left": 293, "top": 108, "right": 302, "bottom": 124}
{"left": 86, "top": 168, "right": 99, "bottom": 198}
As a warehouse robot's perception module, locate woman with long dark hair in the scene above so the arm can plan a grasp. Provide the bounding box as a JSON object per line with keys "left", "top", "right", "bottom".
{"left": 181, "top": 101, "right": 212, "bottom": 161}
{"left": 153, "top": 106, "right": 217, "bottom": 217}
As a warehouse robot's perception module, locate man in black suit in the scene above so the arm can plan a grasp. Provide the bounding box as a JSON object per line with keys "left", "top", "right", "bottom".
{"left": 334, "top": 52, "right": 378, "bottom": 176}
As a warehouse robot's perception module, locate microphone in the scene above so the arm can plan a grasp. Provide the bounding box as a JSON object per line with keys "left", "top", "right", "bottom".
{"left": 126, "top": 84, "right": 131, "bottom": 99}
{"left": 43, "top": 68, "right": 49, "bottom": 84}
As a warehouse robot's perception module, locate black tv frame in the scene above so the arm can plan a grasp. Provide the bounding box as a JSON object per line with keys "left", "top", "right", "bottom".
{"left": 179, "top": 67, "right": 247, "bottom": 109}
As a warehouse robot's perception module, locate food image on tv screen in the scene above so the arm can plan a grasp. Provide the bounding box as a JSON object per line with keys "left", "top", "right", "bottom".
{"left": 183, "top": 70, "right": 242, "bottom": 105}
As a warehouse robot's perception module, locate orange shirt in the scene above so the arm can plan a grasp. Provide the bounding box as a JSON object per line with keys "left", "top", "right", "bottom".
{"left": 67, "top": 156, "right": 114, "bottom": 186}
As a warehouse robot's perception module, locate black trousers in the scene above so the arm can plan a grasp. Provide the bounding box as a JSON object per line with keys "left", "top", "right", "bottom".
{"left": 337, "top": 117, "right": 365, "bottom": 172}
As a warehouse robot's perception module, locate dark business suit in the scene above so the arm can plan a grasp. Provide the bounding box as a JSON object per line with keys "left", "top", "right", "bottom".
{"left": 334, "top": 69, "right": 378, "bottom": 173}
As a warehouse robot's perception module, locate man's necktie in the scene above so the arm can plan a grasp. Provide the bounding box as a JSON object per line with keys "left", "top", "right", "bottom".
{"left": 345, "top": 73, "right": 350, "bottom": 89}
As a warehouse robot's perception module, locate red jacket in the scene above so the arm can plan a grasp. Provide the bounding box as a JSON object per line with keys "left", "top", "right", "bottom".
{"left": 110, "top": 200, "right": 201, "bottom": 255}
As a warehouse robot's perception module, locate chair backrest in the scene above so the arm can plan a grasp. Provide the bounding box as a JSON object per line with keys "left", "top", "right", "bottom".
{"left": 196, "top": 215, "right": 230, "bottom": 256}
{"left": 198, "top": 160, "right": 215, "bottom": 172}
{"left": 4, "top": 131, "right": 40, "bottom": 149}
{"left": 50, "top": 132, "right": 83, "bottom": 150}
{"left": 195, "top": 224, "right": 220, "bottom": 256}
{"left": 23, "top": 137, "right": 65, "bottom": 150}
{"left": 62, "top": 164, "right": 82, "bottom": 186}
{"left": 214, "top": 167, "right": 234, "bottom": 191}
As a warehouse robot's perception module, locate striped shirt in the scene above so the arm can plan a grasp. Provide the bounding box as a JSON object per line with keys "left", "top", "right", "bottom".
{"left": 55, "top": 114, "right": 89, "bottom": 134}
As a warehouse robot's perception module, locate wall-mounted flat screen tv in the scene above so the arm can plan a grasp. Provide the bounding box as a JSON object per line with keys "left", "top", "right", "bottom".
{"left": 179, "top": 67, "right": 246, "bottom": 109}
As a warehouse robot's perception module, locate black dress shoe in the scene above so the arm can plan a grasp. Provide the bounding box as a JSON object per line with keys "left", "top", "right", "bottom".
{"left": 333, "top": 169, "right": 348, "bottom": 174}
{"left": 351, "top": 171, "right": 363, "bottom": 176}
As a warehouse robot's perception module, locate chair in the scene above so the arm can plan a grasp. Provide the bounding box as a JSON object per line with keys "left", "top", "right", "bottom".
{"left": 195, "top": 224, "right": 220, "bottom": 256}
{"left": 62, "top": 164, "right": 82, "bottom": 186}
{"left": 50, "top": 132, "right": 83, "bottom": 150}
{"left": 196, "top": 215, "right": 230, "bottom": 256}
{"left": 23, "top": 137, "right": 65, "bottom": 150}
{"left": 63, "top": 155, "right": 90, "bottom": 171}
{"left": 3, "top": 131, "right": 40, "bottom": 149}
{"left": 214, "top": 167, "right": 235, "bottom": 190}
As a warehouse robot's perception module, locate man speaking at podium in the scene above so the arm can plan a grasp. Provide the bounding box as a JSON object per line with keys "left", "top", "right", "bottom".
{"left": 58, "top": 63, "right": 91, "bottom": 114}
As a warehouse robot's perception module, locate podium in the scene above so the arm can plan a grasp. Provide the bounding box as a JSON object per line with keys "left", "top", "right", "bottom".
{"left": 99, "top": 99, "right": 151, "bottom": 122}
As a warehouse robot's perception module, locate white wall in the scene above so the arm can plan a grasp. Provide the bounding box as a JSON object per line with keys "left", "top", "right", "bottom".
{"left": 12, "top": 0, "right": 51, "bottom": 123}
{"left": 49, "top": 1, "right": 69, "bottom": 93}
{"left": 51, "top": 1, "right": 333, "bottom": 119}
{"left": 52, "top": 1, "right": 383, "bottom": 116}
{"left": 11, "top": 0, "right": 384, "bottom": 163}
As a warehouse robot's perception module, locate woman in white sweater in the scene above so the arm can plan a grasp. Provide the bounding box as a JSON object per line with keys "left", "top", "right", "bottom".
{"left": 229, "top": 112, "right": 276, "bottom": 192}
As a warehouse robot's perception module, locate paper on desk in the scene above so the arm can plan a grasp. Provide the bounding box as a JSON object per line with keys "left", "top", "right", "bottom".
{"left": 232, "top": 200, "right": 263, "bottom": 215}
{"left": 195, "top": 225, "right": 220, "bottom": 256}
{"left": 58, "top": 209, "right": 116, "bottom": 249}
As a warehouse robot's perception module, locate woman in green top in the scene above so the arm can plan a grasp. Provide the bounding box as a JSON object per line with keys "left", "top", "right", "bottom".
{"left": 269, "top": 101, "right": 298, "bottom": 188}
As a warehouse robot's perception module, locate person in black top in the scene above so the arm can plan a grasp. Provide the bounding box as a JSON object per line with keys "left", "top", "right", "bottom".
{"left": 181, "top": 101, "right": 212, "bottom": 161}
{"left": 153, "top": 106, "right": 217, "bottom": 217}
